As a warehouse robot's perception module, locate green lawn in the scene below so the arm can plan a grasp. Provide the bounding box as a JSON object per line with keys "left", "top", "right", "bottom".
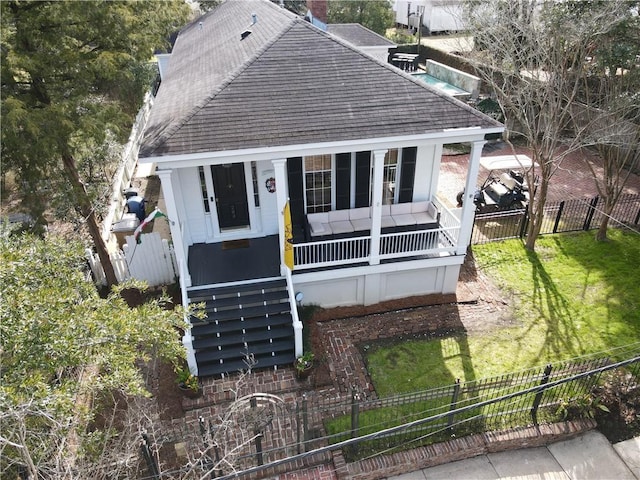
{"left": 366, "top": 230, "right": 640, "bottom": 396}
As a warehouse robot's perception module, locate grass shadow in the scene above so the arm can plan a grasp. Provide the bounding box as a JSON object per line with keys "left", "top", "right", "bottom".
{"left": 515, "top": 249, "right": 584, "bottom": 361}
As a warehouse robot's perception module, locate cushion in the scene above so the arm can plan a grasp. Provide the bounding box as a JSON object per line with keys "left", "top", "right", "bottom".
{"left": 330, "top": 220, "right": 354, "bottom": 234}
{"left": 391, "top": 203, "right": 412, "bottom": 215}
{"left": 381, "top": 215, "right": 396, "bottom": 228}
{"left": 307, "top": 212, "right": 329, "bottom": 224}
{"left": 393, "top": 213, "right": 416, "bottom": 226}
{"left": 309, "top": 222, "right": 327, "bottom": 235}
{"left": 328, "top": 209, "right": 350, "bottom": 222}
{"left": 411, "top": 201, "right": 429, "bottom": 213}
{"left": 349, "top": 207, "right": 371, "bottom": 221}
{"left": 351, "top": 217, "right": 372, "bottom": 231}
{"left": 413, "top": 211, "right": 436, "bottom": 225}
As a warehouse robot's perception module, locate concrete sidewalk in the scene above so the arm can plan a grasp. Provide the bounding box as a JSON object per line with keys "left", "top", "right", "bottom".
{"left": 389, "top": 431, "right": 640, "bottom": 480}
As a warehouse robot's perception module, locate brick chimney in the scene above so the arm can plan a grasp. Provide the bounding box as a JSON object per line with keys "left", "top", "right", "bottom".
{"left": 306, "top": 0, "right": 327, "bottom": 24}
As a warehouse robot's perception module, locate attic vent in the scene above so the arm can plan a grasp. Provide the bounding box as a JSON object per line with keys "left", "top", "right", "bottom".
{"left": 241, "top": 30, "right": 252, "bottom": 40}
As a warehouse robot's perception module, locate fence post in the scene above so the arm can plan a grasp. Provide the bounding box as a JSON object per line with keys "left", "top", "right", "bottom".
{"left": 250, "top": 397, "right": 264, "bottom": 465}
{"left": 447, "top": 379, "right": 461, "bottom": 433}
{"left": 518, "top": 208, "right": 529, "bottom": 239}
{"left": 531, "top": 364, "right": 553, "bottom": 426}
{"left": 350, "top": 388, "right": 361, "bottom": 458}
{"left": 198, "top": 416, "right": 216, "bottom": 479}
{"left": 140, "top": 433, "right": 160, "bottom": 480}
{"left": 583, "top": 196, "right": 599, "bottom": 231}
{"left": 553, "top": 201, "right": 565, "bottom": 233}
{"left": 296, "top": 399, "right": 302, "bottom": 455}
{"left": 302, "top": 393, "right": 309, "bottom": 452}
{"left": 350, "top": 388, "right": 360, "bottom": 438}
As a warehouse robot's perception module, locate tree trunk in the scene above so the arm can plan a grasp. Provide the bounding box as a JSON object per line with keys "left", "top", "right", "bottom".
{"left": 61, "top": 150, "right": 119, "bottom": 287}
{"left": 524, "top": 174, "right": 549, "bottom": 251}
{"left": 595, "top": 201, "right": 613, "bottom": 241}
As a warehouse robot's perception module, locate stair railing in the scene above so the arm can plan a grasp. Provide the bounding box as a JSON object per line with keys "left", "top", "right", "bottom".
{"left": 285, "top": 267, "right": 304, "bottom": 358}
{"left": 179, "top": 258, "right": 199, "bottom": 375}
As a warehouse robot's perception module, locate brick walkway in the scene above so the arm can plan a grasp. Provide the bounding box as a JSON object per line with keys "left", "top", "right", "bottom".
{"left": 437, "top": 141, "right": 640, "bottom": 209}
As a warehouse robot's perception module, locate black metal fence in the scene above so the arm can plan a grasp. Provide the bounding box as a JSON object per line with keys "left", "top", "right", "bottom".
{"left": 144, "top": 348, "right": 640, "bottom": 479}
{"left": 471, "top": 193, "right": 640, "bottom": 244}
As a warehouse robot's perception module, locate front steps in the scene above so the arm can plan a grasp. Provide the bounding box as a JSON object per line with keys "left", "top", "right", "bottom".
{"left": 187, "top": 278, "right": 296, "bottom": 377}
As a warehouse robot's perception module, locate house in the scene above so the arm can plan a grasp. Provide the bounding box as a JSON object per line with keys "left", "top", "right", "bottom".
{"left": 395, "top": 0, "right": 465, "bottom": 34}
{"left": 138, "top": 0, "right": 503, "bottom": 377}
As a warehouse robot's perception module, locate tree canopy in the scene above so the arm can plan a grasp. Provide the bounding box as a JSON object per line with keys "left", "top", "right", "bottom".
{"left": 463, "top": 0, "right": 633, "bottom": 250}
{"left": 327, "top": 0, "right": 394, "bottom": 36}
{"left": 1, "top": 0, "right": 192, "bottom": 286}
{"left": 0, "top": 229, "right": 191, "bottom": 478}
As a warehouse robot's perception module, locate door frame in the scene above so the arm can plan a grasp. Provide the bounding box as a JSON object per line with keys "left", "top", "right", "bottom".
{"left": 202, "top": 161, "right": 259, "bottom": 241}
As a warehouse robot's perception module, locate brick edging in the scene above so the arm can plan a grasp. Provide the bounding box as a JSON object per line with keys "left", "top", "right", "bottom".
{"left": 336, "top": 419, "right": 597, "bottom": 480}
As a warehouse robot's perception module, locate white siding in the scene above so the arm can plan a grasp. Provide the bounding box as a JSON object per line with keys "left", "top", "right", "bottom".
{"left": 179, "top": 167, "right": 207, "bottom": 243}
{"left": 258, "top": 161, "right": 279, "bottom": 235}
{"left": 292, "top": 257, "right": 463, "bottom": 307}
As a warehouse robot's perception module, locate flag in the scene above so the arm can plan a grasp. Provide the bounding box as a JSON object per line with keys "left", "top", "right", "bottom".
{"left": 134, "top": 208, "right": 166, "bottom": 244}
{"left": 283, "top": 201, "right": 294, "bottom": 270}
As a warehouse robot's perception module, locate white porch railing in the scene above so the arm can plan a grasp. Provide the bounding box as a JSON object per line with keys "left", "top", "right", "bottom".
{"left": 292, "top": 198, "right": 463, "bottom": 270}
{"left": 294, "top": 236, "right": 371, "bottom": 269}
{"left": 379, "top": 227, "right": 458, "bottom": 259}
{"left": 434, "top": 197, "right": 461, "bottom": 246}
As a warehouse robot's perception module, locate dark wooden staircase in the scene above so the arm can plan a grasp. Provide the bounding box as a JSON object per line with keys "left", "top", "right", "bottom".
{"left": 187, "top": 278, "right": 296, "bottom": 377}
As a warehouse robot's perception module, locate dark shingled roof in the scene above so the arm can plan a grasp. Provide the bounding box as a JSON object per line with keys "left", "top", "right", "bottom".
{"left": 326, "top": 23, "right": 396, "bottom": 48}
{"left": 140, "top": 0, "right": 501, "bottom": 159}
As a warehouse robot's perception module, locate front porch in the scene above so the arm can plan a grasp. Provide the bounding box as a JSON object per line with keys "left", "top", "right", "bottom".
{"left": 186, "top": 197, "right": 461, "bottom": 287}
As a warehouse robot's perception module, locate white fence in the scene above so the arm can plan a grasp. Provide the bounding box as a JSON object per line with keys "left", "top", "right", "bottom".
{"left": 86, "top": 232, "right": 178, "bottom": 287}
{"left": 101, "top": 92, "right": 154, "bottom": 243}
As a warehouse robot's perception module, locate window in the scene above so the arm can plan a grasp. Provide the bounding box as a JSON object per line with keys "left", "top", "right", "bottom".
{"left": 251, "top": 161, "right": 260, "bottom": 207}
{"left": 304, "top": 154, "right": 332, "bottom": 213}
{"left": 383, "top": 149, "right": 399, "bottom": 205}
{"left": 198, "top": 166, "right": 210, "bottom": 213}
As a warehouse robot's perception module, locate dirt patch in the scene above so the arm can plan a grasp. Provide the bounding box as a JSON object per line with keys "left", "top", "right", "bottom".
{"left": 593, "top": 370, "right": 640, "bottom": 443}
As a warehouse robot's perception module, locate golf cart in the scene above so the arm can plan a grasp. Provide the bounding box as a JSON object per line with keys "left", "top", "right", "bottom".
{"left": 456, "top": 155, "right": 537, "bottom": 213}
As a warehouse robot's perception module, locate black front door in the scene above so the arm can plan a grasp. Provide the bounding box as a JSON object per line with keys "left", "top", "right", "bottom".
{"left": 212, "top": 163, "right": 249, "bottom": 229}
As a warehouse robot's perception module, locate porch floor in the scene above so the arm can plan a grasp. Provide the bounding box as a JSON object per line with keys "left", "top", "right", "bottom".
{"left": 188, "top": 235, "right": 280, "bottom": 287}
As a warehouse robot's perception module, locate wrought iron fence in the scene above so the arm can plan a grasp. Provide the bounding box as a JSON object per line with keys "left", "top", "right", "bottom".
{"left": 471, "top": 194, "right": 640, "bottom": 244}
{"left": 144, "top": 348, "right": 640, "bottom": 479}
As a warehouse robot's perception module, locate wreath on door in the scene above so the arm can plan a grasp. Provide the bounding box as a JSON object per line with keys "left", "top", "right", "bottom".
{"left": 265, "top": 177, "right": 276, "bottom": 193}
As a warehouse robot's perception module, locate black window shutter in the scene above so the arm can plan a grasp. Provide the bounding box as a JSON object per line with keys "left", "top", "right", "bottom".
{"left": 287, "top": 157, "right": 305, "bottom": 224}
{"left": 398, "top": 147, "right": 416, "bottom": 203}
{"left": 335, "top": 153, "right": 351, "bottom": 210}
{"left": 354, "top": 151, "right": 371, "bottom": 208}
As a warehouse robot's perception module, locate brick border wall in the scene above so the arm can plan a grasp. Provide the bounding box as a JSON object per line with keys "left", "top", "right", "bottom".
{"left": 337, "top": 419, "right": 596, "bottom": 480}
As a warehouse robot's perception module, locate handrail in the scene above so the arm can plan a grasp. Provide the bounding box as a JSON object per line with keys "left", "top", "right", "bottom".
{"left": 178, "top": 258, "right": 198, "bottom": 376}
{"left": 285, "top": 267, "right": 303, "bottom": 358}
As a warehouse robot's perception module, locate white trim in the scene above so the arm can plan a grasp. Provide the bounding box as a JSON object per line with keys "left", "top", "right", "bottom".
{"left": 292, "top": 253, "right": 465, "bottom": 284}
{"left": 139, "top": 128, "right": 503, "bottom": 168}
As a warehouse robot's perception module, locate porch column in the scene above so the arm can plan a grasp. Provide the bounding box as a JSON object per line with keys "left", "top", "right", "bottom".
{"left": 456, "top": 139, "right": 486, "bottom": 255}
{"left": 272, "top": 158, "right": 288, "bottom": 276}
{"left": 369, "top": 149, "right": 387, "bottom": 265}
{"left": 157, "top": 168, "right": 191, "bottom": 287}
